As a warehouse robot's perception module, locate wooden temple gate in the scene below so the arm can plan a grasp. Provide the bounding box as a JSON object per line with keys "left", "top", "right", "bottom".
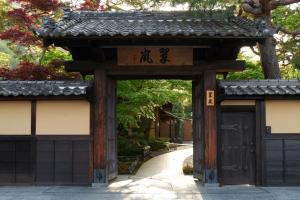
{"left": 36, "top": 10, "right": 272, "bottom": 184}
{"left": 66, "top": 53, "right": 246, "bottom": 184}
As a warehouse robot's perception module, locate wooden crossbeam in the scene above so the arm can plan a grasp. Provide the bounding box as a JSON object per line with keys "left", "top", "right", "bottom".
{"left": 64, "top": 60, "right": 245, "bottom": 77}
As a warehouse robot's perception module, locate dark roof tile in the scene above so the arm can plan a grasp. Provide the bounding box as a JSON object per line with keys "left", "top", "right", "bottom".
{"left": 219, "top": 80, "right": 300, "bottom": 97}
{"left": 0, "top": 81, "right": 90, "bottom": 97}
{"left": 35, "top": 10, "right": 273, "bottom": 39}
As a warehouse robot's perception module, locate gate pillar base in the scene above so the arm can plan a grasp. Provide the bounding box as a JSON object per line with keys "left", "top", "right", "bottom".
{"left": 204, "top": 183, "right": 220, "bottom": 187}
{"left": 204, "top": 169, "right": 218, "bottom": 184}
{"left": 93, "top": 169, "right": 106, "bottom": 183}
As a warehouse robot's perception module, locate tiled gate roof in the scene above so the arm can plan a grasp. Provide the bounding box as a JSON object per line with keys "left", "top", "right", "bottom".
{"left": 35, "top": 9, "right": 273, "bottom": 38}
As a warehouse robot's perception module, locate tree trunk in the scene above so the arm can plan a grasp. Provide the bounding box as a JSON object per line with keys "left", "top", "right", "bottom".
{"left": 258, "top": 0, "right": 281, "bottom": 79}
{"left": 258, "top": 37, "right": 281, "bottom": 79}
{"left": 143, "top": 119, "right": 152, "bottom": 140}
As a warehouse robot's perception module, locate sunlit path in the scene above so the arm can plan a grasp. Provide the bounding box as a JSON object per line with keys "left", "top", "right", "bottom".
{"left": 107, "top": 144, "right": 202, "bottom": 197}
{"left": 135, "top": 146, "right": 193, "bottom": 179}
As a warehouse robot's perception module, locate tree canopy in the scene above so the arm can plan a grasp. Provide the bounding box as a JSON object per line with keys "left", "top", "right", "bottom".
{"left": 117, "top": 80, "right": 191, "bottom": 130}
{"left": 168, "top": 0, "right": 300, "bottom": 78}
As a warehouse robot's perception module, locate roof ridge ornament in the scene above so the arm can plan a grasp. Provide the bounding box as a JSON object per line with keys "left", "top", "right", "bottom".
{"left": 42, "top": 16, "right": 56, "bottom": 31}
{"left": 63, "top": 7, "right": 72, "bottom": 20}
{"left": 255, "top": 19, "right": 273, "bottom": 36}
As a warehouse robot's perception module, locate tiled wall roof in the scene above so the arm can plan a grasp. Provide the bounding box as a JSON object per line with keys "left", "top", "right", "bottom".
{"left": 0, "top": 81, "right": 90, "bottom": 97}
{"left": 219, "top": 80, "right": 300, "bottom": 97}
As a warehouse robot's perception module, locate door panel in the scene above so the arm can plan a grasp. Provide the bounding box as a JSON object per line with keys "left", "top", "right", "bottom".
{"left": 220, "top": 111, "right": 255, "bottom": 185}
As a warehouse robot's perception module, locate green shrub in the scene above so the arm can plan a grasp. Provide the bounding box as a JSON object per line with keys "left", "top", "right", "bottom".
{"left": 117, "top": 133, "right": 148, "bottom": 157}
{"left": 148, "top": 138, "right": 168, "bottom": 151}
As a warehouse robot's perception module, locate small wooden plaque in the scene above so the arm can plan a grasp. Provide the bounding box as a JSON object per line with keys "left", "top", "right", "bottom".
{"left": 206, "top": 90, "right": 215, "bottom": 106}
{"left": 118, "top": 47, "right": 193, "bottom": 66}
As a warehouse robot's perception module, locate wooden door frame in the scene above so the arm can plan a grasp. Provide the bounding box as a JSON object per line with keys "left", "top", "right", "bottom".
{"left": 217, "top": 105, "right": 258, "bottom": 185}
{"left": 93, "top": 71, "right": 219, "bottom": 184}
{"left": 255, "top": 100, "right": 265, "bottom": 186}
{"left": 92, "top": 75, "right": 209, "bottom": 183}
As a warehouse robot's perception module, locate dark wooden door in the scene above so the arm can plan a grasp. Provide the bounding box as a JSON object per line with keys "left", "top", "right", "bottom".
{"left": 220, "top": 111, "right": 255, "bottom": 185}
{"left": 106, "top": 77, "right": 118, "bottom": 181}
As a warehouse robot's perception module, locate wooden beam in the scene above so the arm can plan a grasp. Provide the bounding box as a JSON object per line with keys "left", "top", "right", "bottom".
{"left": 64, "top": 60, "right": 245, "bottom": 76}
{"left": 31, "top": 100, "right": 36, "bottom": 136}
{"left": 93, "top": 70, "right": 107, "bottom": 183}
{"left": 203, "top": 70, "right": 218, "bottom": 184}
{"left": 48, "top": 36, "right": 259, "bottom": 49}
{"left": 89, "top": 100, "right": 94, "bottom": 184}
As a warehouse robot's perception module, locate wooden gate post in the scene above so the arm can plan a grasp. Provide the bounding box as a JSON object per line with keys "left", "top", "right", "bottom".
{"left": 93, "top": 70, "right": 107, "bottom": 183}
{"left": 203, "top": 70, "right": 218, "bottom": 184}
{"left": 106, "top": 77, "right": 118, "bottom": 181}
{"left": 192, "top": 78, "right": 204, "bottom": 179}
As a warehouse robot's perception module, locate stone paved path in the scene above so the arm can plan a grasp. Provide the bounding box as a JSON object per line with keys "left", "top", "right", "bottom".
{"left": 135, "top": 146, "right": 193, "bottom": 179}
{"left": 1, "top": 179, "right": 300, "bottom": 200}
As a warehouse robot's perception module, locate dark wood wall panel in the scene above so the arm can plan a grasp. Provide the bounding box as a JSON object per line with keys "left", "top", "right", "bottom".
{"left": 0, "top": 137, "right": 90, "bottom": 185}
{"left": 285, "top": 139, "right": 300, "bottom": 184}
{"left": 265, "top": 139, "right": 283, "bottom": 185}
{"left": 36, "top": 141, "right": 55, "bottom": 183}
{"left": 0, "top": 139, "right": 34, "bottom": 185}
{"left": 0, "top": 142, "right": 15, "bottom": 184}
{"left": 36, "top": 138, "right": 91, "bottom": 185}
{"left": 73, "top": 141, "right": 90, "bottom": 184}
{"left": 264, "top": 136, "right": 300, "bottom": 186}
{"left": 15, "top": 141, "right": 33, "bottom": 183}
{"left": 55, "top": 141, "right": 73, "bottom": 184}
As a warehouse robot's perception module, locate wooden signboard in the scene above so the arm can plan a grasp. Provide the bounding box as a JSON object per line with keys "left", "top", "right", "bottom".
{"left": 206, "top": 90, "right": 215, "bottom": 106}
{"left": 118, "top": 47, "right": 193, "bottom": 66}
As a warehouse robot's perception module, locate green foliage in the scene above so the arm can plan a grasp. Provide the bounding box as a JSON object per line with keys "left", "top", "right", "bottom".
{"left": 272, "top": 7, "right": 300, "bottom": 70}
{"left": 167, "top": 0, "right": 300, "bottom": 76}
{"left": 226, "top": 59, "right": 264, "bottom": 80}
{"left": 272, "top": 7, "right": 300, "bottom": 31}
{"left": 170, "top": 0, "right": 235, "bottom": 11}
{"left": 0, "top": 0, "right": 11, "bottom": 32}
{"left": 0, "top": 52, "right": 10, "bottom": 67}
{"left": 117, "top": 132, "right": 169, "bottom": 156}
{"left": 118, "top": 133, "right": 148, "bottom": 156}
{"left": 0, "top": 41, "right": 18, "bottom": 68}
{"left": 117, "top": 80, "right": 191, "bottom": 130}
{"left": 41, "top": 47, "right": 73, "bottom": 65}
{"left": 147, "top": 137, "right": 169, "bottom": 151}
{"left": 281, "top": 65, "right": 300, "bottom": 79}
{"left": 227, "top": 57, "right": 300, "bottom": 80}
